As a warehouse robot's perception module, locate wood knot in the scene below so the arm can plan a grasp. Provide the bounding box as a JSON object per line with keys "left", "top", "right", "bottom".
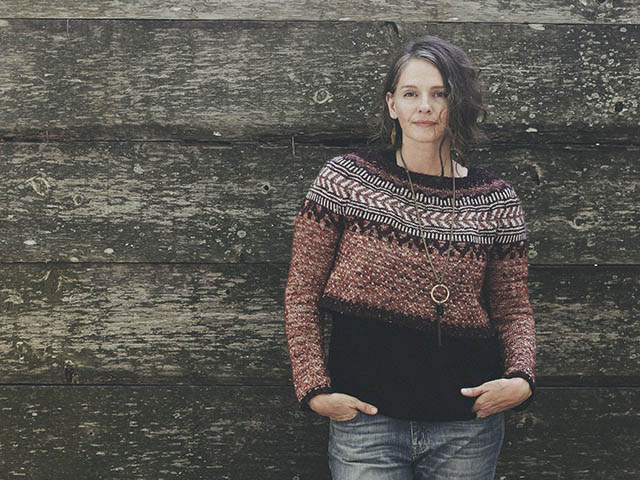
{"left": 27, "top": 176, "right": 51, "bottom": 196}
{"left": 64, "top": 360, "right": 79, "bottom": 384}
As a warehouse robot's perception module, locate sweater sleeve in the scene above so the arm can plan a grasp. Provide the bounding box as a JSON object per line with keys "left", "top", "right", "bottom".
{"left": 283, "top": 155, "right": 349, "bottom": 411}
{"left": 485, "top": 183, "right": 537, "bottom": 411}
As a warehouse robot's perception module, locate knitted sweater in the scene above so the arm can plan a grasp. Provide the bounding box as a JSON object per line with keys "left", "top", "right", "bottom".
{"left": 283, "top": 148, "right": 536, "bottom": 421}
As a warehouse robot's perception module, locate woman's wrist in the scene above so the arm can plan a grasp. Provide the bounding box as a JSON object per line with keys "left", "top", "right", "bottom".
{"left": 308, "top": 392, "right": 331, "bottom": 411}
{"left": 511, "top": 375, "right": 530, "bottom": 388}
{"left": 507, "top": 377, "right": 532, "bottom": 403}
{"left": 504, "top": 372, "right": 535, "bottom": 397}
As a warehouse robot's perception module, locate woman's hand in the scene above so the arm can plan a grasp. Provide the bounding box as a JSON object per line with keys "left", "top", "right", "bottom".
{"left": 460, "top": 377, "right": 532, "bottom": 418}
{"left": 308, "top": 392, "right": 378, "bottom": 421}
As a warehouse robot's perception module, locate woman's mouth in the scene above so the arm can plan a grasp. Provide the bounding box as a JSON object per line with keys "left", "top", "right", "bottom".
{"left": 414, "top": 121, "right": 435, "bottom": 126}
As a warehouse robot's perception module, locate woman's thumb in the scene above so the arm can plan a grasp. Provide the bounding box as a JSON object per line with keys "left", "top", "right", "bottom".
{"left": 460, "top": 386, "right": 481, "bottom": 397}
{"left": 356, "top": 400, "right": 378, "bottom": 415}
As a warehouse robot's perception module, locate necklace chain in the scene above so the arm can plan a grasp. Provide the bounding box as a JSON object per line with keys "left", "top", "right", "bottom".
{"left": 398, "top": 149, "right": 457, "bottom": 284}
{"left": 398, "top": 148, "right": 457, "bottom": 345}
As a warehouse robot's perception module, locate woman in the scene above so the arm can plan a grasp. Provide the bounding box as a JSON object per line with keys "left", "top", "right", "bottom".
{"left": 283, "top": 35, "right": 535, "bottom": 479}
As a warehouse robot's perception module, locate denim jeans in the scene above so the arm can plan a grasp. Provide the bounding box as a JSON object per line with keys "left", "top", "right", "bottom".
{"left": 328, "top": 410, "right": 504, "bottom": 479}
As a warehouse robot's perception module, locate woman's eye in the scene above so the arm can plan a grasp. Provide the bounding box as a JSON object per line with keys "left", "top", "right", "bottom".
{"left": 404, "top": 91, "right": 445, "bottom": 98}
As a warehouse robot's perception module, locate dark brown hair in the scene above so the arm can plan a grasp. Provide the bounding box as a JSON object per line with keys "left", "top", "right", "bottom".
{"left": 368, "top": 35, "right": 489, "bottom": 170}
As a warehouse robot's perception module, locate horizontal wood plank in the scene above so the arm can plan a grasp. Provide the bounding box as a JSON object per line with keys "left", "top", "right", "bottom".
{"left": 0, "top": 21, "right": 637, "bottom": 142}
{"left": 0, "top": 263, "right": 637, "bottom": 384}
{"left": 2, "top": 142, "right": 638, "bottom": 264}
{"left": 0, "top": 386, "right": 637, "bottom": 479}
{"left": 0, "top": 1, "right": 637, "bottom": 23}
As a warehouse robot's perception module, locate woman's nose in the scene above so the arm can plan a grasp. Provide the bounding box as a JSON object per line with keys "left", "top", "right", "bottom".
{"left": 418, "top": 98, "right": 432, "bottom": 112}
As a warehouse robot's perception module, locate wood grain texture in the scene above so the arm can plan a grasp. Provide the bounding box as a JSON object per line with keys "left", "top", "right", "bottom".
{"left": 0, "top": 0, "right": 638, "bottom": 23}
{"left": 0, "top": 386, "right": 637, "bottom": 479}
{"left": 0, "top": 6, "right": 637, "bottom": 480}
{"left": 2, "top": 142, "right": 638, "bottom": 264}
{"left": 1, "top": 262, "right": 637, "bottom": 384}
{"left": 0, "top": 19, "right": 397, "bottom": 141}
{"left": 0, "top": 20, "right": 637, "bottom": 143}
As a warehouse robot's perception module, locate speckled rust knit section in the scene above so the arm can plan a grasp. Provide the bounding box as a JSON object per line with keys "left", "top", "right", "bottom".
{"left": 283, "top": 152, "right": 536, "bottom": 408}
{"left": 317, "top": 223, "right": 496, "bottom": 337}
{"left": 283, "top": 198, "right": 343, "bottom": 405}
{"left": 485, "top": 238, "right": 536, "bottom": 382}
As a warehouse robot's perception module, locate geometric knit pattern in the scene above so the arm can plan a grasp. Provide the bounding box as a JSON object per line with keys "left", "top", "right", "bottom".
{"left": 283, "top": 148, "right": 536, "bottom": 408}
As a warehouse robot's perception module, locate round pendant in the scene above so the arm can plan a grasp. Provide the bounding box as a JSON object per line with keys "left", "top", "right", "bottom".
{"left": 430, "top": 284, "right": 450, "bottom": 304}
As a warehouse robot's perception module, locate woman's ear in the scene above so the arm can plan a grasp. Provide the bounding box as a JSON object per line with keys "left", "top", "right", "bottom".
{"left": 386, "top": 92, "right": 397, "bottom": 119}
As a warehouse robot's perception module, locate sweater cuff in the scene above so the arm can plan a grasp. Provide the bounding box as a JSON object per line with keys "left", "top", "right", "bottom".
{"left": 503, "top": 371, "right": 535, "bottom": 411}
{"left": 299, "top": 385, "right": 333, "bottom": 412}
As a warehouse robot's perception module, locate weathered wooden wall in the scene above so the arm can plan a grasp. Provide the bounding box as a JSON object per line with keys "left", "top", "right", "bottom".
{"left": 1, "top": 2, "right": 638, "bottom": 478}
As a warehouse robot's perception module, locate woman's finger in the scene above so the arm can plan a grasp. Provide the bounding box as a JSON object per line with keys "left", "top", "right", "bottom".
{"left": 461, "top": 384, "right": 486, "bottom": 397}
{"left": 339, "top": 393, "right": 378, "bottom": 415}
{"left": 355, "top": 400, "right": 378, "bottom": 415}
{"left": 330, "top": 410, "right": 358, "bottom": 422}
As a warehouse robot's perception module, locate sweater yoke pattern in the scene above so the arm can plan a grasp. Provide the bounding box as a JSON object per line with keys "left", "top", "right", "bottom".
{"left": 302, "top": 152, "right": 528, "bottom": 254}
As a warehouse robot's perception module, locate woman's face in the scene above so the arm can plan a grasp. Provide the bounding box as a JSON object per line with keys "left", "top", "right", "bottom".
{"left": 385, "top": 58, "right": 449, "bottom": 147}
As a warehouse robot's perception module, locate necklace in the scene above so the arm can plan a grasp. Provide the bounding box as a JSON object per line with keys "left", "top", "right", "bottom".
{"left": 397, "top": 149, "right": 456, "bottom": 347}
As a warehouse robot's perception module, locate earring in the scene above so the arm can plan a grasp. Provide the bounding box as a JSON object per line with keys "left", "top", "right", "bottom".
{"left": 390, "top": 122, "right": 397, "bottom": 145}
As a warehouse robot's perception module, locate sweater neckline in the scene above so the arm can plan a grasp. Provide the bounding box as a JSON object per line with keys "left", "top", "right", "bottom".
{"left": 359, "top": 147, "right": 481, "bottom": 189}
